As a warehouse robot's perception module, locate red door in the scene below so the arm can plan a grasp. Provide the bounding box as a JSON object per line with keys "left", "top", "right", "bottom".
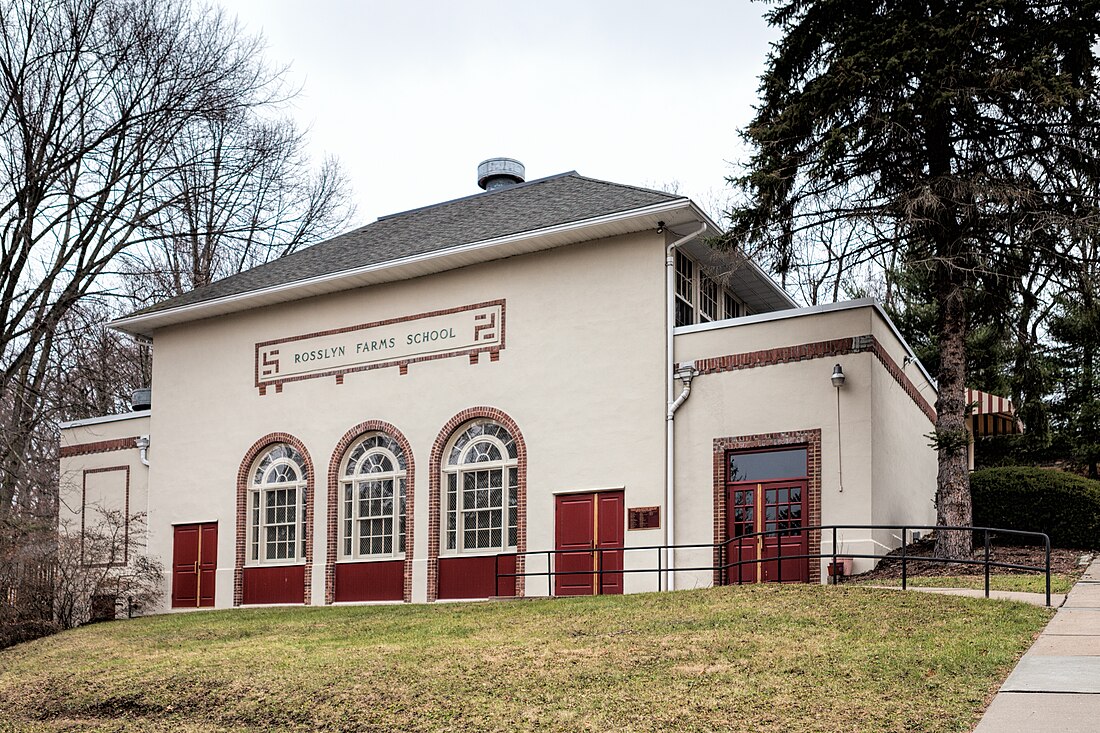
{"left": 172, "top": 523, "right": 217, "bottom": 608}
{"left": 554, "top": 491, "right": 624, "bottom": 596}
{"left": 726, "top": 480, "right": 807, "bottom": 583}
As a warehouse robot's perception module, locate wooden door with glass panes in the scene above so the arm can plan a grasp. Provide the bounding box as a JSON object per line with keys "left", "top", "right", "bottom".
{"left": 725, "top": 448, "right": 809, "bottom": 583}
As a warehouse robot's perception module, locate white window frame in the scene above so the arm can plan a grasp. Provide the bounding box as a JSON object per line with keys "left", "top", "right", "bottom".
{"left": 675, "top": 250, "right": 750, "bottom": 325}
{"left": 248, "top": 444, "right": 308, "bottom": 566}
{"left": 441, "top": 421, "right": 518, "bottom": 556}
{"left": 338, "top": 434, "right": 407, "bottom": 562}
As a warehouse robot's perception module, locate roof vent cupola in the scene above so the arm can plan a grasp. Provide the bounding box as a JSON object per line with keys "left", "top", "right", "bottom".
{"left": 477, "top": 157, "right": 525, "bottom": 191}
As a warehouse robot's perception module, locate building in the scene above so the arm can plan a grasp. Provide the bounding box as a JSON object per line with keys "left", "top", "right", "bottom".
{"left": 59, "top": 159, "right": 938, "bottom": 612}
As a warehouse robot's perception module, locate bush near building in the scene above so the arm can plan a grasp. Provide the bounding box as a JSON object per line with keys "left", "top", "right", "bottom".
{"left": 972, "top": 466, "right": 1100, "bottom": 548}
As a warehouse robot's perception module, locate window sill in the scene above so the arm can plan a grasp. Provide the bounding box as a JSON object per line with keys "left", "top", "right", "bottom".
{"left": 335, "top": 556, "right": 405, "bottom": 564}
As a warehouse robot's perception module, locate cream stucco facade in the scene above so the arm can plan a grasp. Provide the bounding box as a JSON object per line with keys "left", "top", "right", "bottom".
{"left": 58, "top": 170, "right": 939, "bottom": 612}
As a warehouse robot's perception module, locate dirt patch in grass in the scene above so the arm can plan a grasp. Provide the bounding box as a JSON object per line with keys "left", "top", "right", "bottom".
{"left": 0, "top": 585, "right": 1053, "bottom": 733}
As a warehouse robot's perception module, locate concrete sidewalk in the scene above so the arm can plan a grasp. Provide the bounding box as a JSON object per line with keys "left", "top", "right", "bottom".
{"left": 973, "top": 560, "right": 1100, "bottom": 732}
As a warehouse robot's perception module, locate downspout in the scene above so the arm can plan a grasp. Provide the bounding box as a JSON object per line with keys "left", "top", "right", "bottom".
{"left": 136, "top": 436, "right": 150, "bottom": 467}
{"left": 665, "top": 222, "right": 706, "bottom": 592}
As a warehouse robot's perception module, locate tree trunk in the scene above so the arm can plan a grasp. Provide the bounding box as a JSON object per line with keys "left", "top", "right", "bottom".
{"left": 934, "top": 285, "right": 972, "bottom": 558}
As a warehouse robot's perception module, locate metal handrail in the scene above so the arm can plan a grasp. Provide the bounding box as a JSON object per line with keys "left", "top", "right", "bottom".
{"left": 494, "top": 523, "right": 1053, "bottom": 606}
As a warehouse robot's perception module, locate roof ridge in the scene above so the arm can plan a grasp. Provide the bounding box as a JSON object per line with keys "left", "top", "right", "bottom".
{"left": 566, "top": 173, "right": 685, "bottom": 202}
{"left": 374, "top": 170, "right": 581, "bottom": 223}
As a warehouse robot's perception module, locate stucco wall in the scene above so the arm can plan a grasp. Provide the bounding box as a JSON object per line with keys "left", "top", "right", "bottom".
{"left": 144, "top": 230, "right": 668, "bottom": 607}
{"left": 868, "top": 315, "right": 938, "bottom": 555}
{"left": 673, "top": 303, "right": 937, "bottom": 583}
{"left": 59, "top": 414, "right": 151, "bottom": 568}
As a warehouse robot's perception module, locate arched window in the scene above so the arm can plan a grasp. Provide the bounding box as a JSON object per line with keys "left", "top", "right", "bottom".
{"left": 442, "top": 421, "right": 518, "bottom": 553}
{"left": 249, "top": 443, "right": 308, "bottom": 563}
{"left": 339, "top": 433, "right": 407, "bottom": 559}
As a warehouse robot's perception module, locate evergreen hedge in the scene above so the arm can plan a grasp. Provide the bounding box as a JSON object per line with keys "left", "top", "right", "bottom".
{"left": 971, "top": 467, "right": 1100, "bottom": 549}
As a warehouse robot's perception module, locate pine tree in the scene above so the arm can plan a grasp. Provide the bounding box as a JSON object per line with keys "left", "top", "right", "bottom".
{"left": 727, "top": 0, "right": 1100, "bottom": 557}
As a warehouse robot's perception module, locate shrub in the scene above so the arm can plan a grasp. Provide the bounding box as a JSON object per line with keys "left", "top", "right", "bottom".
{"left": 971, "top": 466, "right": 1100, "bottom": 549}
{"left": 0, "top": 618, "right": 60, "bottom": 650}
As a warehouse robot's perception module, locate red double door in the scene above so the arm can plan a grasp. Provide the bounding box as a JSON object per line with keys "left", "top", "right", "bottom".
{"left": 555, "top": 491, "right": 624, "bottom": 596}
{"left": 172, "top": 523, "right": 217, "bottom": 608}
{"left": 726, "top": 480, "right": 809, "bottom": 583}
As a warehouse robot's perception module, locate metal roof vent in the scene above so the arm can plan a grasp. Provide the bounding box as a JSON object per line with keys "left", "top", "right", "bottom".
{"left": 477, "top": 158, "right": 525, "bottom": 191}
{"left": 131, "top": 387, "right": 151, "bottom": 411}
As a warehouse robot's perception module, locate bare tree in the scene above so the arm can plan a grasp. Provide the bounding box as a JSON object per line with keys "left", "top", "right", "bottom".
{"left": 0, "top": 0, "right": 355, "bottom": 516}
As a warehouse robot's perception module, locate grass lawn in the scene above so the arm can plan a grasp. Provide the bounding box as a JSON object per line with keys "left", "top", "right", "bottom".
{"left": 0, "top": 585, "right": 1052, "bottom": 733}
{"left": 850, "top": 573, "right": 1076, "bottom": 595}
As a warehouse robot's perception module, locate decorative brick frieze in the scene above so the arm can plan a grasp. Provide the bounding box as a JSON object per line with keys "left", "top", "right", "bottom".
{"left": 427, "top": 407, "right": 527, "bottom": 602}
{"left": 712, "top": 430, "right": 823, "bottom": 584}
{"left": 234, "top": 433, "right": 315, "bottom": 606}
{"left": 61, "top": 437, "right": 139, "bottom": 458}
{"left": 254, "top": 300, "right": 507, "bottom": 393}
{"left": 324, "top": 421, "right": 415, "bottom": 604}
{"left": 694, "top": 334, "right": 935, "bottom": 424}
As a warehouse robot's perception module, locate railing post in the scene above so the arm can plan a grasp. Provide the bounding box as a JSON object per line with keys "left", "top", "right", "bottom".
{"left": 1045, "top": 534, "right": 1052, "bottom": 608}
{"left": 495, "top": 553, "right": 500, "bottom": 597}
{"left": 597, "top": 546, "right": 604, "bottom": 595}
{"left": 901, "top": 527, "right": 907, "bottom": 591}
{"left": 548, "top": 550, "right": 553, "bottom": 598}
{"left": 984, "top": 529, "right": 991, "bottom": 599}
{"left": 657, "top": 547, "right": 663, "bottom": 592}
{"left": 831, "top": 527, "right": 838, "bottom": 586}
{"left": 777, "top": 528, "right": 783, "bottom": 584}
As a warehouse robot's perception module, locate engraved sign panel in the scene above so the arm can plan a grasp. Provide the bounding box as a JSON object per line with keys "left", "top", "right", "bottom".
{"left": 255, "top": 300, "right": 504, "bottom": 393}
{"left": 627, "top": 506, "right": 660, "bottom": 531}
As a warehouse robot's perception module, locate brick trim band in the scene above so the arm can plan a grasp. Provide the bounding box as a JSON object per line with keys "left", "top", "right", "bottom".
{"left": 713, "top": 430, "right": 823, "bottom": 584}
{"left": 61, "top": 437, "right": 138, "bottom": 458}
{"left": 427, "top": 407, "right": 527, "bottom": 602}
{"left": 235, "top": 433, "right": 315, "bottom": 606}
{"left": 695, "top": 334, "right": 935, "bottom": 424}
{"left": 325, "top": 421, "right": 415, "bottom": 604}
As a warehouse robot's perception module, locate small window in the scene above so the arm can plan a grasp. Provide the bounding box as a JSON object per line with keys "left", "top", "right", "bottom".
{"left": 724, "top": 292, "right": 743, "bottom": 319}
{"left": 699, "top": 275, "right": 718, "bottom": 322}
{"left": 443, "top": 421, "right": 518, "bottom": 553}
{"left": 249, "top": 444, "right": 308, "bottom": 564}
{"left": 675, "top": 251, "right": 694, "bottom": 327}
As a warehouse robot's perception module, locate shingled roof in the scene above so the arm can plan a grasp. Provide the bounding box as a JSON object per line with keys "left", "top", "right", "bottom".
{"left": 131, "top": 172, "right": 681, "bottom": 317}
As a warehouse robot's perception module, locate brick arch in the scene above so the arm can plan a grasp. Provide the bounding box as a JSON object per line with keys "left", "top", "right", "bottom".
{"left": 235, "top": 432, "right": 315, "bottom": 606}
{"left": 428, "top": 407, "right": 527, "bottom": 602}
{"left": 325, "top": 420, "right": 415, "bottom": 604}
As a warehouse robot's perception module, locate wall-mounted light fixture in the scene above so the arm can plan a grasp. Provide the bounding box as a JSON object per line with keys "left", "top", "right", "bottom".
{"left": 831, "top": 364, "right": 845, "bottom": 493}
{"left": 831, "top": 363, "right": 846, "bottom": 388}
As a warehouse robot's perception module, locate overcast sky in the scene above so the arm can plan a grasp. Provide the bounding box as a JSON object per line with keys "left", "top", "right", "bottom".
{"left": 218, "top": 1, "right": 779, "bottom": 225}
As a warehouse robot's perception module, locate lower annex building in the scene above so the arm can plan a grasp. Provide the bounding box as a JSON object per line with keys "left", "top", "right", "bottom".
{"left": 59, "top": 159, "right": 938, "bottom": 611}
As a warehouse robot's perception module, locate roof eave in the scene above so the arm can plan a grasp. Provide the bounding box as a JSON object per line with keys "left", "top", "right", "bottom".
{"left": 110, "top": 198, "right": 699, "bottom": 337}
